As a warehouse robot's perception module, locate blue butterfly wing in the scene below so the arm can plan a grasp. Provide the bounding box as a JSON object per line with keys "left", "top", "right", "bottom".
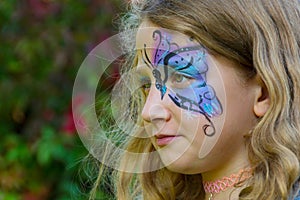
{"left": 165, "top": 47, "right": 223, "bottom": 118}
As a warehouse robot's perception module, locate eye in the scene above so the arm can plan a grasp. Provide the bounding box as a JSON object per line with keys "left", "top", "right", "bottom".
{"left": 142, "top": 82, "right": 151, "bottom": 92}
{"left": 173, "top": 73, "right": 185, "bottom": 83}
{"left": 170, "top": 72, "right": 195, "bottom": 88}
{"left": 139, "top": 77, "right": 151, "bottom": 95}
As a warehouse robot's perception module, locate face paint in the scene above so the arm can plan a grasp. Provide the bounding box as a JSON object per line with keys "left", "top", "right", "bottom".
{"left": 142, "top": 30, "right": 223, "bottom": 136}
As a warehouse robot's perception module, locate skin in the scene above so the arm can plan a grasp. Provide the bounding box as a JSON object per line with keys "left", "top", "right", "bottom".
{"left": 135, "top": 20, "right": 269, "bottom": 199}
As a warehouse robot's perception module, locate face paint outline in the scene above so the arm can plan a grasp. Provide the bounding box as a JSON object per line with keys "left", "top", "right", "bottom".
{"left": 141, "top": 29, "right": 223, "bottom": 136}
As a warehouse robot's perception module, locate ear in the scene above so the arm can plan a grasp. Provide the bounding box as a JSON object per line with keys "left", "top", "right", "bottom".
{"left": 253, "top": 79, "right": 270, "bottom": 118}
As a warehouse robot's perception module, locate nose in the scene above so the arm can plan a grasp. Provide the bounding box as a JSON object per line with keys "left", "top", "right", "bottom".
{"left": 141, "top": 85, "right": 171, "bottom": 123}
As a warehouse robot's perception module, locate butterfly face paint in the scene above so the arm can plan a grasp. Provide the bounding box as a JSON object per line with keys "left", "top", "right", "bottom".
{"left": 141, "top": 30, "right": 223, "bottom": 136}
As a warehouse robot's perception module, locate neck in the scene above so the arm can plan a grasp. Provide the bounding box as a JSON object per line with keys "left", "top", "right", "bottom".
{"left": 201, "top": 131, "right": 252, "bottom": 199}
{"left": 202, "top": 166, "right": 252, "bottom": 200}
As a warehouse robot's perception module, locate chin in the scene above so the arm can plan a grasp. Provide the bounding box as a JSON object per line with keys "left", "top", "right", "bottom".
{"left": 162, "top": 157, "right": 203, "bottom": 175}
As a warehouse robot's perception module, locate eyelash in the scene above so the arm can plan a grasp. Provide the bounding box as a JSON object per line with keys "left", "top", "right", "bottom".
{"left": 139, "top": 78, "right": 151, "bottom": 94}
{"left": 142, "top": 82, "right": 151, "bottom": 90}
{"left": 170, "top": 72, "right": 194, "bottom": 88}
{"left": 138, "top": 71, "right": 194, "bottom": 96}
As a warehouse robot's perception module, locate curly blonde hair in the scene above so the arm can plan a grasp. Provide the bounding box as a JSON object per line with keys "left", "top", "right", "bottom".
{"left": 90, "top": 0, "right": 300, "bottom": 199}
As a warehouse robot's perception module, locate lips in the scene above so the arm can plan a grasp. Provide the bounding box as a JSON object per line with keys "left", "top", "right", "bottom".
{"left": 155, "top": 134, "right": 179, "bottom": 146}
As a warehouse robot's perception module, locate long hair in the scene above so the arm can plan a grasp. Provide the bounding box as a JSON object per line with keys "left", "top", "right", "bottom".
{"left": 92, "top": 0, "right": 300, "bottom": 199}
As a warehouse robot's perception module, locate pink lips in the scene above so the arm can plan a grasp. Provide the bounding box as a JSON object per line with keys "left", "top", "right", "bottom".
{"left": 155, "top": 134, "right": 179, "bottom": 146}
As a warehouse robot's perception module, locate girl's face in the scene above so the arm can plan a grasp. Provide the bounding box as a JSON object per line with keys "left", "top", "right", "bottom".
{"left": 135, "top": 20, "right": 257, "bottom": 174}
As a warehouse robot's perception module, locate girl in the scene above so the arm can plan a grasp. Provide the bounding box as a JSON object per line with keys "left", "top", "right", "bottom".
{"left": 90, "top": 0, "right": 300, "bottom": 199}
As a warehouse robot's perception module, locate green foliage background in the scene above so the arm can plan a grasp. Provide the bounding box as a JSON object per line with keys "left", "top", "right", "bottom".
{"left": 0, "top": 0, "right": 124, "bottom": 199}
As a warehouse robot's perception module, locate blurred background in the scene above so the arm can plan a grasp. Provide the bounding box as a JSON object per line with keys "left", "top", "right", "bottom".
{"left": 0, "top": 0, "right": 125, "bottom": 199}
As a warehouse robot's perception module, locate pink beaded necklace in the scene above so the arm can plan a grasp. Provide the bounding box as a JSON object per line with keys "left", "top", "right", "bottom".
{"left": 203, "top": 167, "right": 252, "bottom": 200}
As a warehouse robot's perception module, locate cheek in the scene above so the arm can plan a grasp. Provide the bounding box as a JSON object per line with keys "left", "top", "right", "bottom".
{"left": 220, "top": 69, "right": 256, "bottom": 134}
{"left": 206, "top": 54, "right": 256, "bottom": 130}
{"left": 209, "top": 68, "right": 256, "bottom": 159}
{"left": 194, "top": 57, "right": 227, "bottom": 158}
{"left": 223, "top": 86, "right": 256, "bottom": 134}
{"left": 197, "top": 54, "right": 258, "bottom": 159}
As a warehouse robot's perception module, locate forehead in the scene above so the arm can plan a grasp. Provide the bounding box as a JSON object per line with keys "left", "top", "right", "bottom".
{"left": 135, "top": 20, "right": 197, "bottom": 51}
